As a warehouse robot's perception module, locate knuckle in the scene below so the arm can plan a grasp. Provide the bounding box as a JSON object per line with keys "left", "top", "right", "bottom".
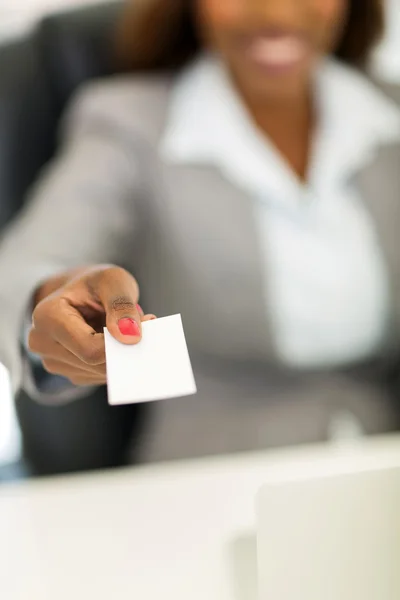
{"left": 32, "top": 297, "right": 58, "bottom": 329}
{"left": 110, "top": 295, "right": 136, "bottom": 314}
{"left": 100, "top": 265, "right": 129, "bottom": 286}
{"left": 98, "top": 267, "right": 139, "bottom": 310}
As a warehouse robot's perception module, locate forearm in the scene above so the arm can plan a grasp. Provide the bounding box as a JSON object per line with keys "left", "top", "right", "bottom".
{"left": 0, "top": 85, "right": 143, "bottom": 397}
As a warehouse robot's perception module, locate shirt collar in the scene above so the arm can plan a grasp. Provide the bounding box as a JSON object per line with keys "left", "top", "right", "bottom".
{"left": 312, "top": 59, "right": 400, "bottom": 190}
{"left": 160, "top": 53, "right": 400, "bottom": 203}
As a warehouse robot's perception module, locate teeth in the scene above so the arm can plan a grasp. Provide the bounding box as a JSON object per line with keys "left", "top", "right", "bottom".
{"left": 249, "top": 37, "right": 306, "bottom": 66}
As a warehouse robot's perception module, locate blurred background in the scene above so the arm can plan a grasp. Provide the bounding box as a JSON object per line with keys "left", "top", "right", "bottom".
{"left": 1, "top": 0, "right": 400, "bottom": 473}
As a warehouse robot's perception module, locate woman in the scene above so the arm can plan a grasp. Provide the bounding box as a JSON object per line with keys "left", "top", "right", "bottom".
{"left": 0, "top": 0, "right": 399, "bottom": 472}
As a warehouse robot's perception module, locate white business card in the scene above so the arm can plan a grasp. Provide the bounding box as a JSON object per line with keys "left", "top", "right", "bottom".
{"left": 104, "top": 314, "right": 197, "bottom": 405}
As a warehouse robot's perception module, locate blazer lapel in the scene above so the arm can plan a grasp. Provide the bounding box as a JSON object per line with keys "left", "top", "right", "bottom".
{"left": 159, "top": 163, "right": 277, "bottom": 362}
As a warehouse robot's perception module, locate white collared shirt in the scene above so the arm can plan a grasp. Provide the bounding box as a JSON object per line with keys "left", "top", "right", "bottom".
{"left": 161, "top": 54, "right": 400, "bottom": 369}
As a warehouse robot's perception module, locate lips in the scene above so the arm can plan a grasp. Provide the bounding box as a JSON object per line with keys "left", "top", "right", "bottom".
{"left": 244, "top": 31, "right": 311, "bottom": 73}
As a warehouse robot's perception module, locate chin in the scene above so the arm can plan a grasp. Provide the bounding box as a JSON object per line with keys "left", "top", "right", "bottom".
{"left": 240, "top": 66, "right": 314, "bottom": 105}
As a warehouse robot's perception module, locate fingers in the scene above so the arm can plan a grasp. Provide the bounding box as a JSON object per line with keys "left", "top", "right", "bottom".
{"left": 141, "top": 314, "right": 157, "bottom": 322}
{"left": 32, "top": 298, "right": 105, "bottom": 365}
{"left": 41, "top": 359, "right": 106, "bottom": 386}
{"left": 28, "top": 328, "right": 106, "bottom": 377}
{"left": 92, "top": 267, "right": 142, "bottom": 345}
{"left": 29, "top": 265, "right": 157, "bottom": 388}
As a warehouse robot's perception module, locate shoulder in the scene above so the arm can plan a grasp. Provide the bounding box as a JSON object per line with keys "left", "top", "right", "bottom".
{"left": 62, "top": 73, "right": 174, "bottom": 146}
{"left": 372, "top": 79, "right": 400, "bottom": 107}
{"left": 350, "top": 65, "right": 400, "bottom": 110}
{"left": 327, "top": 60, "right": 400, "bottom": 108}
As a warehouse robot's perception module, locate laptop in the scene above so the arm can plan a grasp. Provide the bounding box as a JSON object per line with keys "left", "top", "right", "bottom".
{"left": 255, "top": 448, "right": 400, "bottom": 600}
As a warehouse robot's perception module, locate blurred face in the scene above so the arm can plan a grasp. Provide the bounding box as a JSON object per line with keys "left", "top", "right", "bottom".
{"left": 196, "top": 0, "right": 348, "bottom": 103}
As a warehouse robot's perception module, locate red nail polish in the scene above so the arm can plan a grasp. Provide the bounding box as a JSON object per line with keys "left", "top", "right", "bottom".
{"left": 118, "top": 318, "right": 140, "bottom": 337}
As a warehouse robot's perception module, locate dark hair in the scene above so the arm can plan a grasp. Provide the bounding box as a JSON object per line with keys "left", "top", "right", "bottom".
{"left": 115, "top": 0, "right": 384, "bottom": 72}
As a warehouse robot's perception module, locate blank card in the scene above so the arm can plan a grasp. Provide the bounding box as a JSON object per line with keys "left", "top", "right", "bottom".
{"left": 104, "top": 314, "right": 197, "bottom": 405}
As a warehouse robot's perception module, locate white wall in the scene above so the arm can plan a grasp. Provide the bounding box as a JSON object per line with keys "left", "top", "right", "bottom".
{"left": 373, "top": 0, "right": 400, "bottom": 81}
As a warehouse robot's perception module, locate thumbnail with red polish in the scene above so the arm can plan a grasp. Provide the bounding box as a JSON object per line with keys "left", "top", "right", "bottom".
{"left": 118, "top": 318, "right": 140, "bottom": 337}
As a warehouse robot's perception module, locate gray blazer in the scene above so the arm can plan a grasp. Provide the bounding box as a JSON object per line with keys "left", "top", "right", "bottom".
{"left": 0, "top": 73, "right": 400, "bottom": 462}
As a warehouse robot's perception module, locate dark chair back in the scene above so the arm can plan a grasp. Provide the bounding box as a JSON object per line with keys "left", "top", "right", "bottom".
{"left": 0, "top": 1, "right": 122, "bottom": 227}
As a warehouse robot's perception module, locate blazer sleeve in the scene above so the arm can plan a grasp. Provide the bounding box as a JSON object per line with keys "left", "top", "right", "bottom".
{"left": 0, "top": 83, "right": 148, "bottom": 402}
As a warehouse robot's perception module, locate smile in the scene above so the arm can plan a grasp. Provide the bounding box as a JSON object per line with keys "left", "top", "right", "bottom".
{"left": 244, "top": 33, "right": 311, "bottom": 74}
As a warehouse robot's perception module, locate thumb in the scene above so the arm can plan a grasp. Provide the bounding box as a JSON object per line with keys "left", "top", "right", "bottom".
{"left": 91, "top": 266, "right": 142, "bottom": 345}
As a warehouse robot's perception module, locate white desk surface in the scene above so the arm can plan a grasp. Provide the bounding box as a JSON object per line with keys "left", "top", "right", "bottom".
{"left": 1, "top": 435, "right": 400, "bottom": 600}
